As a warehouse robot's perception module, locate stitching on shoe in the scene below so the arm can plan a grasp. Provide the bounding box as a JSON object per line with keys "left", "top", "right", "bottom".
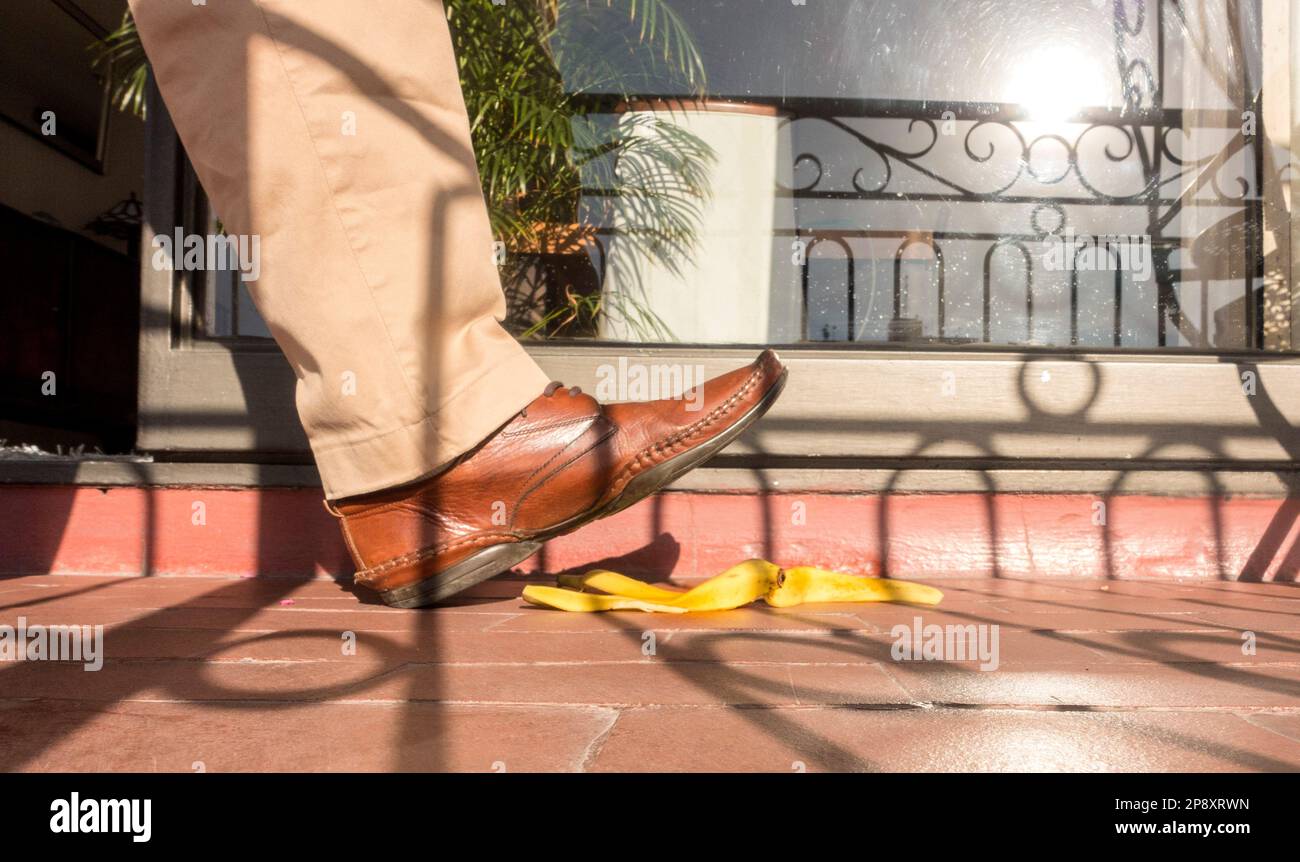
{"left": 356, "top": 424, "right": 609, "bottom": 584}
{"left": 606, "top": 362, "right": 766, "bottom": 493}
{"left": 340, "top": 416, "right": 598, "bottom": 524}
{"left": 517, "top": 415, "right": 599, "bottom": 488}
{"left": 338, "top": 495, "right": 452, "bottom": 521}
{"left": 356, "top": 361, "right": 772, "bottom": 583}
{"left": 512, "top": 422, "right": 617, "bottom": 520}
{"left": 356, "top": 530, "right": 522, "bottom": 582}
{"left": 500, "top": 414, "right": 594, "bottom": 438}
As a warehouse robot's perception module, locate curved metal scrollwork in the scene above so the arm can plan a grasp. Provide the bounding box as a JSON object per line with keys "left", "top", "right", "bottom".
{"left": 1114, "top": 0, "right": 1158, "bottom": 111}
{"left": 777, "top": 0, "right": 1263, "bottom": 350}
{"left": 782, "top": 113, "right": 1237, "bottom": 206}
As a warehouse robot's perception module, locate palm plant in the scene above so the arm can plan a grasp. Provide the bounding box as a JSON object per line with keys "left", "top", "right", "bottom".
{"left": 94, "top": 12, "right": 147, "bottom": 118}
{"left": 94, "top": 0, "right": 715, "bottom": 340}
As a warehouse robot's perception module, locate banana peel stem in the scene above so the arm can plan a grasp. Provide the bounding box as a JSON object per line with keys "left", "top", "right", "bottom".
{"left": 521, "top": 560, "right": 943, "bottom": 613}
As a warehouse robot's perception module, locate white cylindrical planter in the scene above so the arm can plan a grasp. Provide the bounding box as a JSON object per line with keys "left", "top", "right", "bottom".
{"left": 594, "top": 100, "right": 800, "bottom": 343}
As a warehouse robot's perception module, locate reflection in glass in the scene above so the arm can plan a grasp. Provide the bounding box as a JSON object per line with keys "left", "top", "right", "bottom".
{"left": 210, "top": 0, "right": 1287, "bottom": 352}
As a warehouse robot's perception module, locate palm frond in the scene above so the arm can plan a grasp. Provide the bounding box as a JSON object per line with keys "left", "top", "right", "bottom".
{"left": 92, "top": 11, "right": 148, "bottom": 117}
{"left": 95, "top": 0, "right": 713, "bottom": 341}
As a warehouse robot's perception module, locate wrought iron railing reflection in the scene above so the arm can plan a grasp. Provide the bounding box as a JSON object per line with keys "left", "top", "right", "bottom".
{"left": 773, "top": 94, "right": 1259, "bottom": 349}
{"left": 770, "top": 0, "right": 1265, "bottom": 350}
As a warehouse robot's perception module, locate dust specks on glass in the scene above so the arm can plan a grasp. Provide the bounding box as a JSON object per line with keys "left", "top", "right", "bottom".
{"left": 213, "top": 0, "right": 1284, "bottom": 353}
{"left": 557, "top": 0, "right": 1279, "bottom": 352}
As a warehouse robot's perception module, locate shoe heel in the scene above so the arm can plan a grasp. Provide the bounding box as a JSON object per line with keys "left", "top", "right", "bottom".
{"left": 379, "top": 540, "right": 543, "bottom": 608}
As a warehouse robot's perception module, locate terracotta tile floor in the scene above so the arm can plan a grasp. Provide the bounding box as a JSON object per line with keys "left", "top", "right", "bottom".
{"left": 2, "top": 573, "right": 1299, "bottom": 772}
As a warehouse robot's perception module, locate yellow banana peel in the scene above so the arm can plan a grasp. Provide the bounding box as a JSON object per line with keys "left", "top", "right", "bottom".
{"left": 556, "top": 570, "right": 684, "bottom": 603}
{"left": 767, "top": 566, "right": 944, "bottom": 607}
{"left": 522, "top": 559, "right": 942, "bottom": 613}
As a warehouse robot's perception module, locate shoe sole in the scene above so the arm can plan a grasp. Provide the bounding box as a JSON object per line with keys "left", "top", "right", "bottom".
{"left": 379, "top": 366, "right": 789, "bottom": 608}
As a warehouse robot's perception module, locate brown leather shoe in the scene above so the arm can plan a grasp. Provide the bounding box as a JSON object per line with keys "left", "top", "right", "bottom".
{"left": 332, "top": 349, "right": 787, "bottom": 607}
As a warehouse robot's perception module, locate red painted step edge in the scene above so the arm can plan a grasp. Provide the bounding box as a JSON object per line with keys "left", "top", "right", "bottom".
{"left": 0, "top": 485, "right": 1295, "bottom": 581}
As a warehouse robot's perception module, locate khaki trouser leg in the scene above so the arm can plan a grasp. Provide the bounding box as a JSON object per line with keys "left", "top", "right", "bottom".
{"left": 128, "top": 0, "right": 550, "bottom": 499}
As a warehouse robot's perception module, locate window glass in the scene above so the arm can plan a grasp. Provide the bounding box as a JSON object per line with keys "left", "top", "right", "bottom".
{"left": 198, "top": 0, "right": 1286, "bottom": 352}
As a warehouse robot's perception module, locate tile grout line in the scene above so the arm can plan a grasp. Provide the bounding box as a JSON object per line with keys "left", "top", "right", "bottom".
{"left": 874, "top": 658, "right": 925, "bottom": 703}
{"left": 7, "top": 696, "right": 1300, "bottom": 715}
{"left": 576, "top": 708, "right": 622, "bottom": 773}
{"left": 1237, "top": 711, "right": 1300, "bottom": 747}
